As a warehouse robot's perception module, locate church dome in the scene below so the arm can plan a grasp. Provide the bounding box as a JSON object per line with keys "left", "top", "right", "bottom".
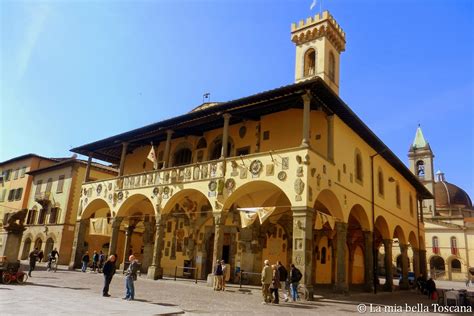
{"left": 434, "top": 171, "right": 472, "bottom": 209}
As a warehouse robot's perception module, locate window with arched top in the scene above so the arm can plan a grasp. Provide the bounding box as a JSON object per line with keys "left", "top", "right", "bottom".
{"left": 304, "top": 48, "right": 316, "bottom": 77}
{"left": 173, "top": 148, "right": 192, "bottom": 166}
{"left": 432, "top": 236, "right": 439, "bottom": 254}
{"left": 451, "top": 259, "right": 461, "bottom": 272}
{"left": 196, "top": 137, "right": 207, "bottom": 149}
{"left": 354, "top": 150, "right": 363, "bottom": 183}
{"left": 45, "top": 178, "right": 53, "bottom": 193}
{"left": 416, "top": 160, "right": 425, "bottom": 177}
{"left": 450, "top": 236, "right": 458, "bottom": 255}
{"left": 328, "top": 52, "right": 336, "bottom": 81}
{"left": 395, "top": 184, "right": 401, "bottom": 207}
{"left": 378, "top": 169, "right": 384, "bottom": 196}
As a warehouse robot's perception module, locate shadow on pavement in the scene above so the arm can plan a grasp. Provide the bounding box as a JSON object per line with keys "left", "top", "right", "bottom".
{"left": 28, "top": 283, "right": 90, "bottom": 291}
{"left": 0, "top": 287, "right": 13, "bottom": 290}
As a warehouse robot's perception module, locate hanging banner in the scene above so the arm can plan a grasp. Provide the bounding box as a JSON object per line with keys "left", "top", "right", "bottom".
{"left": 89, "top": 218, "right": 112, "bottom": 236}
{"left": 239, "top": 211, "right": 258, "bottom": 228}
{"left": 313, "top": 211, "right": 337, "bottom": 230}
{"left": 257, "top": 207, "right": 276, "bottom": 224}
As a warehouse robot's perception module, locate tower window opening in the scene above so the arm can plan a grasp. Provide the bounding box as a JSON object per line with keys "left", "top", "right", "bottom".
{"left": 304, "top": 48, "right": 316, "bottom": 77}
{"left": 432, "top": 236, "right": 439, "bottom": 254}
{"left": 329, "top": 52, "right": 335, "bottom": 81}
{"left": 416, "top": 160, "right": 425, "bottom": 177}
{"left": 450, "top": 236, "right": 458, "bottom": 255}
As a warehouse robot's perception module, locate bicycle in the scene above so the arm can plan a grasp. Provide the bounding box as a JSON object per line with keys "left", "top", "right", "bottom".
{"left": 47, "top": 257, "right": 58, "bottom": 272}
{"left": 2, "top": 270, "right": 28, "bottom": 285}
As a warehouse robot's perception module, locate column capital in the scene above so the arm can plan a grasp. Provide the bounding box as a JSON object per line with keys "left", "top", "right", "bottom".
{"left": 223, "top": 113, "right": 231, "bottom": 120}
{"left": 383, "top": 238, "right": 393, "bottom": 247}
{"left": 166, "top": 129, "right": 174, "bottom": 136}
{"left": 335, "top": 221, "right": 348, "bottom": 233}
{"left": 291, "top": 206, "right": 314, "bottom": 215}
{"left": 301, "top": 90, "right": 312, "bottom": 103}
{"left": 399, "top": 243, "right": 409, "bottom": 252}
{"left": 213, "top": 211, "right": 225, "bottom": 225}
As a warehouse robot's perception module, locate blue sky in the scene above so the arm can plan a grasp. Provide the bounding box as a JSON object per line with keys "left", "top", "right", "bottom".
{"left": 1, "top": 0, "right": 473, "bottom": 197}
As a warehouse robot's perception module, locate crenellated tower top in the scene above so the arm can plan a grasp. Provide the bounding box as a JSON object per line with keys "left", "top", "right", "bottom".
{"left": 291, "top": 11, "right": 346, "bottom": 94}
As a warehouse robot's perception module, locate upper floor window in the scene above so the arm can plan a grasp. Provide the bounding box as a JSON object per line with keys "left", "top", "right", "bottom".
{"left": 13, "top": 169, "right": 19, "bottom": 180}
{"left": 328, "top": 52, "right": 336, "bottom": 81}
{"left": 45, "top": 178, "right": 53, "bottom": 194}
{"left": 35, "top": 180, "right": 43, "bottom": 196}
{"left": 4, "top": 169, "right": 11, "bottom": 181}
{"left": 27, "top": 208, "right": 36, "bottom": 225}
{"left": 49, "top": 207, "right": 59, "bottom": 224}
{"left": 196, "top": 137, "right": 207, "bottom": 149}
{"left": 304, "top": 48, "right": 316, "bottom": 77}
{"left": 38, "top": 208, "right": 46, "bottom": 225}
{"left": 173, "top": 148, "right": 192, "bottom": 166}
{"left": 57, "top": 175, "right": 65, "bottom": 193}
{"left": 7, "top": 189, "right": 15, "bottom": 202}
{"left": 20, "top": 166, "right": 27, "bottom": 178}
{"left": 432, "top": 236, "right": 439, "bottom": 254}
{"left": 0, "top": 189, "right": 6, "bottom": 202}
{"left": 416, "top": 160, "right": 425, "bottom": 177}
{"left": 450, "top": 236, "right": 458, "bottom": 255}
{"left": 14, "top": 188, "right": 23, "bottom": 201}
{"left": 354, "top": 150, "right": 363, "bottom": 183}
{"left": 378, "top": 169, "right": 384, "bottom": 196}
{"left": 395, "top": 184, "right": 401, "bottom": 207}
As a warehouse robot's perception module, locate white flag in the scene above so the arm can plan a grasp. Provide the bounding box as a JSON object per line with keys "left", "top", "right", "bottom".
{"left": 147, "top": 144, "right": 158, "bottom": 170}
{"left": 310, "top": 0, "right": 317, "bottom": 10}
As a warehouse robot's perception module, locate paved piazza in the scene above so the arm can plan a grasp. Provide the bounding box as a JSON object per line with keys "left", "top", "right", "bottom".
{"left": 0, "top": 264, "right": 473, "bottom": 315}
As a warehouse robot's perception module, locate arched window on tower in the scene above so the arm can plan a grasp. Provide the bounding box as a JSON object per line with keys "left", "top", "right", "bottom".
{"left": 432, "top": 236, "right": 439, "bottom": 254}
{"left": 450, "top": 236, "right": 458, "bottom": 255}
{"left": 416, "top": 160, "right": 425, "bottom": 178}
{"left": 328, "top": 52, "right": 336, "bottom": 81}
{"left": 304, "top": 48, "right": 316, "bottom": 77}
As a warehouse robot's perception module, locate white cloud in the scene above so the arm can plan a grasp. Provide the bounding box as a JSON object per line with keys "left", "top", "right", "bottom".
{"left": 17, "top": 2, "right": 52, "bottom": 80}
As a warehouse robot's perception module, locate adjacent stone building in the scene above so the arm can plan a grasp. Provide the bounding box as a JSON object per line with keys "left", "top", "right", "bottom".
{"left": 19, "top": 158, "right": 117, "bottom": 265}
{"left": 68, "top": 11, "right": 432, "bottom": 297}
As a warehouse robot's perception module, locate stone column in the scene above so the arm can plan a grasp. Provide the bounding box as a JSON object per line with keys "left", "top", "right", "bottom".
{"left": 221, "top": 113, "right": 231, "bottom": 158}
{"left": 162, "top": 130, "right": 173, "bottom": 169}
{"left": 108, "top": 217, "right": 123, "bottom": 257}
{"left": 334, "top": 222, "right": 348, "bottom": 293}
{"left": 419, "top": 249, "right": 427, "bottom": 278}
{"left": 84, "top": 154, "right": 92, "bottom": 183}
{"left": 122, "top": 225, "right": 135, "bottom": 266}
{"left": 147, "top": 216, "right": 165, "bottom": 280}
{"left": 69, "top": 219, "right": 87, "bottom": 270}
{"left": 212, "top": 213, "right": 224, "bottom": 266}
{"left": 383, "top": 239, "right": 393, "bottom": 291}
{"left": 141, "top": 221, "right": 153, "bottom": 272}
{"left": 363, "top": 231, "right": 374, "bottom": 292}
{"left": 291, "top": 207, "right": 314, "bottom": 299}
{"left": 412, "top": 248, "right": 420, "bottom": 279}
{"left": 118, "top": 142, "right": 128, "bottom": 177}
{"left": 399, "top": 244, "right": 409, "bottom": 290}
{"left": 301, "top": 92, "right": 311, "bottom": 147}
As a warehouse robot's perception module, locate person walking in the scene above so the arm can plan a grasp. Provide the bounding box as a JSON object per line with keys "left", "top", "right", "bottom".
{"left": 98, "top": 251, "right": 105, "bottom": 273}
{"left": 92, "top": 251, "right": 99, "bottom": 272}
{"left": 123, "top": 255, "right": 139, "bottom": 301}
{"left": 37, "top": 250, "right": 44, "bottom": 263}
{"left": 261, "top": 259, "right": 272, "bottom": 304}
{"left": 277, "top": 261, "right": 289, "bottom": 302}
{"left": 221, "top": 260, "right": 227, "bottom": 291}
{"left": 213, "top": 259, "right": 223, "bottom": 291}
{"left": 102, "top": 254, "right": 117, "bottom": 297}
{"left": 28, "top": 248, "right": 39, "bottom": 277}
{"left": 270, "top": 264, "right": 281, "bottom": 304}
{"left": 47, "top": 248, "right": 59, "bottom": 271}
{"left": 81, "top": 251, "right": 90, "bottom": 272}
{"left": 289, "top": 264, "right": 302, "bottom": 302}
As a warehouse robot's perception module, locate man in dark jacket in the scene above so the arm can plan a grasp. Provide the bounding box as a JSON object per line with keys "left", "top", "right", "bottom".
{"left": 123, "top": 255, "right": 139, "bottom": 301}
{"left": 102, "top": 254, "right": 116, "bottom": 297}
{"left": 277, "top": 261, "right": 289, "bottom": 302}
{"left": 28, "top": 248, "right": 39, "bottom": 277}
{"left": 81, "top": 251, "right": 90, "bottom": 272}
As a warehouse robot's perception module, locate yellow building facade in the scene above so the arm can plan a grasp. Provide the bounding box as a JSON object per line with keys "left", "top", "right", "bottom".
{"left": 18, "top": 158, "right": 117, "bottom": 265}
{"left": 69, "top": 11, "right": 432, "bottom": 296}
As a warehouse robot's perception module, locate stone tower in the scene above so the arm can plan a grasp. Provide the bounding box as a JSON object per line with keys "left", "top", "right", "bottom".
{"left": 408, "top": 125, "right": 436, "bottom": 216}
{"left": 291, "top": 11, "right": 346, "bottom": 95}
